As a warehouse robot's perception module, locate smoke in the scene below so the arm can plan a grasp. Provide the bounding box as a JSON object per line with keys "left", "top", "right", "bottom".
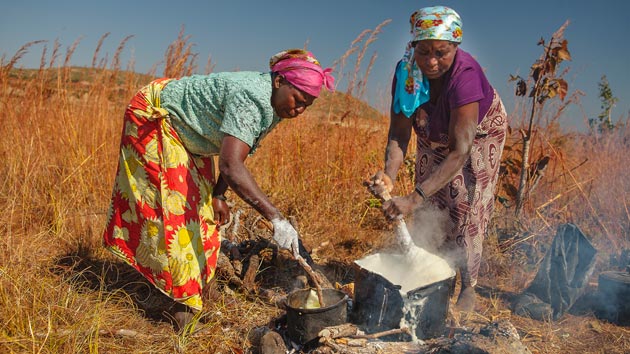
{"left": 408, "top": 203, "right": 451, "bottom": 253}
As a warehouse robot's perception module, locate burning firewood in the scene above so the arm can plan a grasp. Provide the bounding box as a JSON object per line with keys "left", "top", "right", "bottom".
{"left": 318, "top": 323, "right": 361, "bottom": 339}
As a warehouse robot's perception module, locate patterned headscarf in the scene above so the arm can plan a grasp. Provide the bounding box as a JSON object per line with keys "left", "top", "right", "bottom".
{"left": 269, "top": 49, "right": 335, "bottom": 98}
{"left": 410, "top": 6, "right": 463, "bottom": 43}
{"left": 393, "top": 6, "right": 463, "bottom": 118}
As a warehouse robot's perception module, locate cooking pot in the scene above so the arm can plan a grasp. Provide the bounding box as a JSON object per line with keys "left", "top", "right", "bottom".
{"left": 597, "top": 269, "right": 630, "bottom": 325}
{"left": 351, "top": 256, "right": 455, "bottom": 341}
{"left": 285, "top": 288, "right": 348, "bottom": 345}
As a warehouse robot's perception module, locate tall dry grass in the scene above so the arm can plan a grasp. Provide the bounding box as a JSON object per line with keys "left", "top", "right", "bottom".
{"left": 0, "top": 30, "right": 394, "bottom": 353}
{"left": 1, "top": 28, "right": 629, "bottom": 354}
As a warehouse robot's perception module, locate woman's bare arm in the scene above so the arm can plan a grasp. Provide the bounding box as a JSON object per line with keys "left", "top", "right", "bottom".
{"left": 418, "top": 101, "right": 478, "bottom": 196}
{"left": 384, "top": 110, "right": 414, "bottom": 183}
{"left": 218, "top": 135, "right": 281, "bottom": 221}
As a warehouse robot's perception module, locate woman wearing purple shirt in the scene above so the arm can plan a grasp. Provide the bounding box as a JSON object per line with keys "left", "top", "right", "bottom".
{"left": 367, "top": 6, "right": 508, "bottom": 312}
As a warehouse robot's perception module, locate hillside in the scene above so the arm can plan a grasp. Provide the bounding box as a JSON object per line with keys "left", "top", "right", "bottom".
{"left": 1, "top": 65, "right": 630, "bottom": 354}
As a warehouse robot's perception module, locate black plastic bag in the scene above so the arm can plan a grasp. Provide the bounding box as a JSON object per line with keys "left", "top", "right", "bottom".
{"left": 512, "top": 223, "right": 597, "bottom": 320}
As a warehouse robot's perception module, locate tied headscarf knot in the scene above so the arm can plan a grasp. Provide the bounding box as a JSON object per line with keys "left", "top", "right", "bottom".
{"left": 269, "top": 49, "right": 335, "bottom": 98}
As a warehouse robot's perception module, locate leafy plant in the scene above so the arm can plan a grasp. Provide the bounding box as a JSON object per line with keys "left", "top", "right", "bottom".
{"left": 589, "top": 75, "right": 619, "bottom": 133}
{"left": 509, "top": 20, "right": 571, "bottom": 216}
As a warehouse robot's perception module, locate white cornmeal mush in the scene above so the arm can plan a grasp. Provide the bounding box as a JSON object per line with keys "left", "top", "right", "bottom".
{"left": 354, "top": 248, "right": 454, "bottom": 293}
{"left": 303, "top": 288, "right": 322, "bottom": 309}
{"left": 355, "top": 248, "right": 455, "bottom": 343}
{"left": 400, "top": 296, "right": 428, "bottom": 342}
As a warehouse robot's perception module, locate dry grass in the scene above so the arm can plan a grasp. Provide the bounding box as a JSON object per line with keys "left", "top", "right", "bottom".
{"left": 1, "top": 31, "right": 629, "bottom": 354}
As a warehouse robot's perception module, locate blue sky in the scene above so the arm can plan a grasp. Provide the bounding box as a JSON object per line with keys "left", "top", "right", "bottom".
{"left": 2, "top": 1, "right": 628, "bottom": 130}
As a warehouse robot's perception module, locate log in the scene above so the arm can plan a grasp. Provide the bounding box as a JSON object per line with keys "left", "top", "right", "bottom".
{"left": 318, "top": 323, "right": 361, "bottom": 339}
{"left": 215, "top": 253, "right": 243, "bottom": 288}
{"left": 319, "top": 337, "right": 363, "bottom": 354}
{"left": 242, "top": 253, "right": 260, "bottom": 292}
{"left": 350, "top": 327, "right": 410, "bottom": 340}
{"left": 344, "top": 338, "right": 368, "bottom": 347}
{"left": 319, "top": 338, "right": 426, "bottom": 353}
{"left": 315, "top": 319, "right": 532, "bottom": 354}
{"left": 319, "top": 323, "right": 410, "bottom": 341}
{"left": 316, "top": 324, "right": 422, "bottom": 353}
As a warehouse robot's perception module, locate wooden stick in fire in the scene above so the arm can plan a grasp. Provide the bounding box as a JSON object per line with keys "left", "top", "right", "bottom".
{"left": 295, "top": 255, "right": 325, "bottom": 307}
{"left": 289, "top": 216, "right": 325, "bottom": 307}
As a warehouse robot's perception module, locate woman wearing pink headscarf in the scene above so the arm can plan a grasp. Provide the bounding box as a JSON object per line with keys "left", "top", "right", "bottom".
{"left": 102, "top": 49, "right": 334, "bottom": 328}
{"left": 367, "top": 6, "right": 508, "bottom": 312}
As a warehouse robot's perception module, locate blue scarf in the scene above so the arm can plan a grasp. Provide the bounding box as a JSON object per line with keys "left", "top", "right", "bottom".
{"left": 392, "top": 42, "right": 429, "bottom": 118}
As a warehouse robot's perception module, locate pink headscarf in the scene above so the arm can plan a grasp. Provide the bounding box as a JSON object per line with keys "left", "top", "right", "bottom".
{"left": 269, "top": 49, "right": 335, "bottom": 97}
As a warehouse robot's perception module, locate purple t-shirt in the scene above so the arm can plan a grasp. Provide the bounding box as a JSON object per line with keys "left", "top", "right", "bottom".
{"left": 394, "top": 49, "right": 494, "bottom": 144}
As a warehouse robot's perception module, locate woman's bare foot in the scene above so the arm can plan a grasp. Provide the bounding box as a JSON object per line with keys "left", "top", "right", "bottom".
{"left": 455, "top": 286, "right": 476, "bottom": 312}
{"left": 174, "top": 310, "right": 195, "bottom": 332}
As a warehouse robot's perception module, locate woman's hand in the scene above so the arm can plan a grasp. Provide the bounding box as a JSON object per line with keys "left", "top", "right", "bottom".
{"left": 212, "top": 196, "right": 231, "bottom": 227}
{"left": 270, "top": 218, "right": 300, "bottom": 258}
{"left": 382, "top": 192, "right": 423, "bottom": 220}
{"left": 365, "top": 171, "right": 394, "bottom": 198}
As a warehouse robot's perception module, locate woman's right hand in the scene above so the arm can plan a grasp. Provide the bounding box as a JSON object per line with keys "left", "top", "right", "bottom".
{"left": 270, "top": 218, "right": 300, "bottom": 258}
{"left": 382, "top": 192, "right": 423, "bottom": 220}
{"left": 212, "top": 196, "right": 231, "bottom": 227}
{"left": 364, "top": 171, "right": 394, "bottom": 199}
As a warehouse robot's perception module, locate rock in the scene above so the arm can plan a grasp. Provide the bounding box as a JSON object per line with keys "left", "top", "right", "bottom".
{"left": 511, "top": 292, "right": 553, "bottom": 320}
{"left": 260, "top": 330, "right": 288, "bottom": 354}
{"left": 247, "top": 326, "right": 269, "bottom": 348}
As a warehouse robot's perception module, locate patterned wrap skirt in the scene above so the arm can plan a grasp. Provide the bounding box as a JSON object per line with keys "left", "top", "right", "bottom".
{"left": 102, "top": 78, "right": 220, "bottom": 311}
{"left": 415, "top": 91, "right": 508, "bottom": 287}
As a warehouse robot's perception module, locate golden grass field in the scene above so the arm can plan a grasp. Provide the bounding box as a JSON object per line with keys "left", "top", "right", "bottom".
{"left": 1, "top": 33, "right": 630, "bottom": 353}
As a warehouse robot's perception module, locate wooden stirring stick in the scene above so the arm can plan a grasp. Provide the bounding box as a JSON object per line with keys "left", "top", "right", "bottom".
{"left": 295, "top": 255, "right": 325, "bottom": 307}
{"left": 288, "top": 216, "right": 325, "bottom": 307}
{"left": 375, "top": 190, "right": 416, "bottom": 254}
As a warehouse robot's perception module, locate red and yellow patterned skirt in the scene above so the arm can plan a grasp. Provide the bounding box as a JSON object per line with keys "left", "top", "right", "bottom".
{"left": 103, "top": 78, "right": 220, "bottom": 311}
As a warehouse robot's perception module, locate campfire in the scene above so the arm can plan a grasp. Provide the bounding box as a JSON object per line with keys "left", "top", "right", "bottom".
{"left": 207, "top": 211, "right": 534, "bottom": 353}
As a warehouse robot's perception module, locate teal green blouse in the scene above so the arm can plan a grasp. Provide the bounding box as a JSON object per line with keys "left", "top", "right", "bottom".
{"left": 160, "top": 71, "right": 281, "bottom": 156}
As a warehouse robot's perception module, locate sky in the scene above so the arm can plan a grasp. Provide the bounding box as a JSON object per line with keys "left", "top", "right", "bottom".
{"left": 2, "top": 0, "right": 629, "bottom": 130}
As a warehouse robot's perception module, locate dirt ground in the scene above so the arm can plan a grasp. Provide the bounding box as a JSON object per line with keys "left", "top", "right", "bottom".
{"left": 48, "top": 203, "right": 630, "bottom": 354}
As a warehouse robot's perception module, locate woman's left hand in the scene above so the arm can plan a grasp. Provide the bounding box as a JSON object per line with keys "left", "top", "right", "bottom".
{"left": 212, "top": 197, "right": 231, "bottom": 226}
{"left": 382, "top": 193, "right": 423, "bottom": 220}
